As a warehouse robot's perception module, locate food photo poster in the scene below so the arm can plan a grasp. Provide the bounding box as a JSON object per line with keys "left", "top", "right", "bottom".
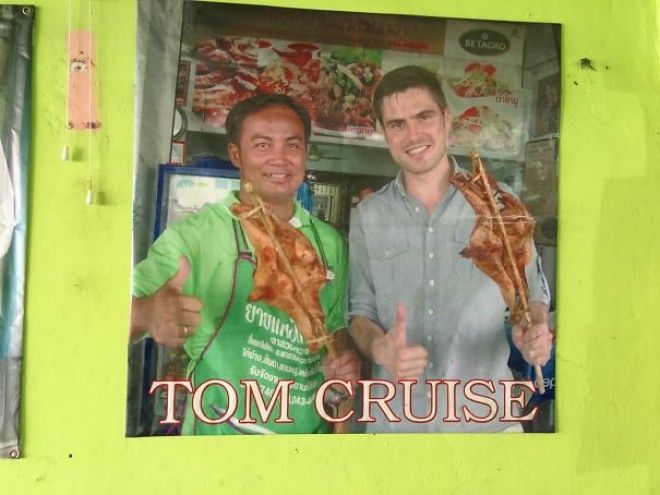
{"left": 127, "top": 2, "right": 560, "bottom": 437}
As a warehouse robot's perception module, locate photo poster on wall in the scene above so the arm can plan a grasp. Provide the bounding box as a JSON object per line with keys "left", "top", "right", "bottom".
{"left": 128, "top": 2, "right": 560, "bottom": 438}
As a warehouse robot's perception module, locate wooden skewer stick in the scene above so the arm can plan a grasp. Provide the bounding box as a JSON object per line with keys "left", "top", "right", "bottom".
{"left": 470, "top": 153, "right": 546, "bottom": 395}
{"left": 243, "top": 182, "right": 336, "bottom": 357}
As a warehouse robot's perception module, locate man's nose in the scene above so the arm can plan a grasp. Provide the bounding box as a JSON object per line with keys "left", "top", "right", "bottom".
{"left": 271, "top": 143, "right": 288, "bottom": 163}
{"left": 405, "top": 120, "right": 423, "bottom": 141}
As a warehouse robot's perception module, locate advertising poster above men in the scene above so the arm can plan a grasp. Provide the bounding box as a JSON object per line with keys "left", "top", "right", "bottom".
{"left": 128, "top": 1, "right": 560, "bottom": 438}
{"left": 443, "top": 20, "right": 529, "bottom": 160}
{"left": 178, "top": 4, "right": 449, "bottom": 144}
{"left": 192, "top": 37, "right": 384, "bottom": 138}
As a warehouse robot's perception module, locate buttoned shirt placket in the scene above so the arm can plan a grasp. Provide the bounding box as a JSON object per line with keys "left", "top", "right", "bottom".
{"left": 393, "top": 173, "right": 461, "bottom": 380}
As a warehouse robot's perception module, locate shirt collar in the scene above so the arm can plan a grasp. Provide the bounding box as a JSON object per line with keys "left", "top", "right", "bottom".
{"left": 221, "top": 191, "right": 309, "bottom": 229}
{"left": 393, "top": 155, "right": 460, "bottom": 197}
{"left": 393, "top": 170, "right": 407, "bottom": 197}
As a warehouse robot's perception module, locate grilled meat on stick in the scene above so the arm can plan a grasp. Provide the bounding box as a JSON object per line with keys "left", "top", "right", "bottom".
{"left": 451, "top": 152, "right": 545, "bottom": 393}
{"left": 230, "top": 183, "right": 334, "bottom": 355}
{"left": 450, "top": 163, "right": 533, "bottom": 324}
{"left": 232, "top": 184, "right": 354, "bottom": 433}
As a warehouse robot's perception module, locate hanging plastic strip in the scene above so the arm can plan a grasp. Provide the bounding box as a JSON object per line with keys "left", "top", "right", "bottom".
{"left": 0, "top": 4, "right": 34, "bottom": 460}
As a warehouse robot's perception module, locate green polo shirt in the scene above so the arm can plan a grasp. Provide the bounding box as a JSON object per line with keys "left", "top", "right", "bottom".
{"left": 133, "top": 192, "right": 348, "bottom": 363}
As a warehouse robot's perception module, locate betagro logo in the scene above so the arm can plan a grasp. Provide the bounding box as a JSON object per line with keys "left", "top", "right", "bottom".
{"left": 459, "top": 29, "right": 510, "bottom": 56}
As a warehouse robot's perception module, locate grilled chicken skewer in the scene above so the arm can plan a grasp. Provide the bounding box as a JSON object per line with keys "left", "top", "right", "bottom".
{"left": 231, "top": 183, "right": 353, "bottom": 432}
{"left": 451, "top": 153, "right": 546, "bottom": 394}
{"left": 230, "top": 182, "right": 335, "bottom": 356}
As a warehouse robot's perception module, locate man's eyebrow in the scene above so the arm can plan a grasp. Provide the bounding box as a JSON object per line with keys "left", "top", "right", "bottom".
{"left": 248, "top": 134, "right": 303, "bottom": 142}
{"left": 249, "top": 134, "right": 273, "bottom": 142}
{"left": 383, "top": 117, "right": 405, "bottom": 126}
{"left": 384, "top": 109, "right": 439, "bottom": 125}
{"left": 416, "top": 109, "right": 438, "bottom": 117}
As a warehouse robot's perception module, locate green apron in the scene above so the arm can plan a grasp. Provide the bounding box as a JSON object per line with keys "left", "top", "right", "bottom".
{"left": 185, "top": 219, "right": 329, "bottom": 434}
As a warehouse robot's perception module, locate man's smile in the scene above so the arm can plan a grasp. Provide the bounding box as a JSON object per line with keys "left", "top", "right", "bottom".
{"left": 406, "top": 144, "right": 431, "bottom": 156}
{"left": 264, "top": 172, "right": 292, "bottom": 181}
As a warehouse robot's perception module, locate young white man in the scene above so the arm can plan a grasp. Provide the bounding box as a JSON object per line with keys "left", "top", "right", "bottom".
{"left": 348, "top": 66, "right": 553, "bottom": 433}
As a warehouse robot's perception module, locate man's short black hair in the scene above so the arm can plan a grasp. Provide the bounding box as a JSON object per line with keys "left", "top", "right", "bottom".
{"left": 225, "top": 93, "right": 312, "bottom": 145}
{"left": 372, "top": 65, "right": 448, "bottom": 126}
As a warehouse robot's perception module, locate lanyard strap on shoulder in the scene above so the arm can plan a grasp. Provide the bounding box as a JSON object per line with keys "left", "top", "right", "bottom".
{"left": 232, "top": 218, "right": 254, "bottom": 262}
{"left": 308, "top": 218, "right": 328, "bottom": 269}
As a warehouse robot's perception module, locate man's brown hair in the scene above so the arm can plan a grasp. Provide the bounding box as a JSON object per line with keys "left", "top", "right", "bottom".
{"left": 372, "top": 65, "right": 448, "bottom": 126}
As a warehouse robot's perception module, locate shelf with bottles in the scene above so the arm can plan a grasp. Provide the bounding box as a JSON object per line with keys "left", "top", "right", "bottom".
{"left": 305, "top": 170, "right": 393, "bottom": 237}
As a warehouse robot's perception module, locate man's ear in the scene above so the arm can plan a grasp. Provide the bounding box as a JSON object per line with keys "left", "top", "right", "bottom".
{"left": 443, "top": 108, "right": 453, "bottom": 140}
{"left": 228, "top": 142, "right": 241, "bottom": 169}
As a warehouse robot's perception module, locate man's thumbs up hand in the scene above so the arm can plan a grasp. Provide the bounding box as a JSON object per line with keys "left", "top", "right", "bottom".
{"left": 373, "top": 304, "right": 428, "bottom": 380}
{"left": 130, "top": 257, "right": 202, "bottom": 348}
{"left": 390, "top": 304, "right": 408, "bottom": 348}
{"left": 166, "top": 256, "right": 191, "bottom": 291}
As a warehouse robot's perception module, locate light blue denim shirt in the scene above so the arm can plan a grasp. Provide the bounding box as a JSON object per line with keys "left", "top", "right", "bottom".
{"left": 348, "top": 163, "right": 550, "bottom": 433}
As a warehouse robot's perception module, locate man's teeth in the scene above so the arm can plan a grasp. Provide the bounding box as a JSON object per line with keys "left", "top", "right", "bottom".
{"left": 267, "top": 173, "right": 287, "bottom": 178}
{"left": 407, "top": 145, "right": 428, "bottom": 155}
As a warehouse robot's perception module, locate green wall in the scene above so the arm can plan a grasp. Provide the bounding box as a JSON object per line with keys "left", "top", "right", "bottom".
{"left": 2, "top": 0, "right": 659, "bottom": 492}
